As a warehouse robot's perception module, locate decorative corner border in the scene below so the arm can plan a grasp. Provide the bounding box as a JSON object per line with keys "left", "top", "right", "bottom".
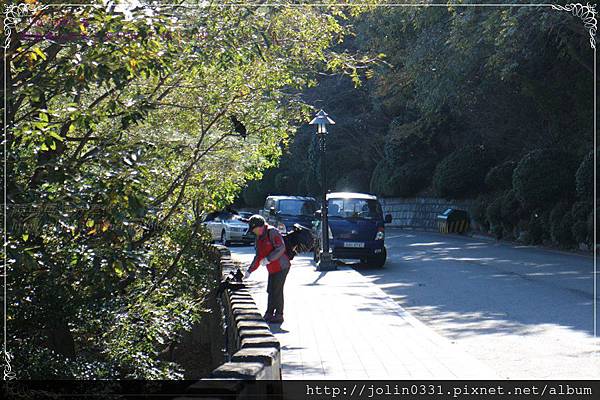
{"left": 4, "top": 348, "right": 16, "bottom": 380}
{"left": 3, "top": 2, "right": 48, "bottom": 50}
{"left": 552, "top": 2, "right": 598, "bottom": 49}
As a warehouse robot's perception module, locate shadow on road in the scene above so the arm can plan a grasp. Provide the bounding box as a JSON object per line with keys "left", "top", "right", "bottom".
{"left": 357, "top": 231, "right": 597, "bottom": 337}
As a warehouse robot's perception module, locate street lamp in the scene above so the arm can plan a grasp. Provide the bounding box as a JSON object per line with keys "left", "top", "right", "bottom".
{"left": 309, "top": 109, "right": 336, "bottom": 271}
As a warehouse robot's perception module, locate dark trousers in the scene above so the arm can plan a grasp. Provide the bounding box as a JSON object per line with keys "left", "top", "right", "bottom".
{"left": 266, "top": 267, "right": 289, "bottom": 315}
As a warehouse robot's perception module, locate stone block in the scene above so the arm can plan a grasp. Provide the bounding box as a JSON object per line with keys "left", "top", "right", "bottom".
{"left": 238, "top": 328, "right": 273, "bottom": 340}
{"left": 240, "top": 336, "right": 280, "bottom": 350}
{"left": 210, "top": 362, "right": 267, "bottom": 380}
{"left": 231, "top": 347, "right": 281, "bottom": 380}
{"left": 237, "top": 320, "right": 270, "bottom": 331}
{"left": 235, "top": 314, "right": 264, "bottom": 322}
{"left": 232, "top": 308, "right": 262, "bottom": 318}
{"left": 231, "top": 303, "right": 258, "bottom": 311}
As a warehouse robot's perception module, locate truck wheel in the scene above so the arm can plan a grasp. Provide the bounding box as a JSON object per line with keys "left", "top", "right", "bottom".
{"left": 367, "top": 247, "right": 386, "bottom": 268}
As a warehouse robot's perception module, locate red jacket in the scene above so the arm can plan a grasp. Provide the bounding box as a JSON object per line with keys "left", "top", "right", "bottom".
{"left": 248, "top": 225, "right": 290, "bottom": 275}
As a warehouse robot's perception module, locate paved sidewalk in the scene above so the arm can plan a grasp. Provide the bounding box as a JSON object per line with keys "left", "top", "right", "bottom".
{"left": 231, "top": 248, "right": 498, "bottom": 379}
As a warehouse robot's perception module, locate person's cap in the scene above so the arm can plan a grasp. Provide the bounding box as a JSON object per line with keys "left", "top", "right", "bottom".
{"left": 247, "top": 215, "right": 266, "bottom": 230}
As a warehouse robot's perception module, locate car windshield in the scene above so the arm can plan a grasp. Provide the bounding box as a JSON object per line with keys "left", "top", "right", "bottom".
{"left": 328, "top": 198, "right": 382, "bottom": 220}
{"left": 278, "top": 200, "right": 316, "bottom": 216}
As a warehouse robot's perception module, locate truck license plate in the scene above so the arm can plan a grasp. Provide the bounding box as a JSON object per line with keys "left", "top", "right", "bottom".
{"left": 344, "top": 242, "right": 364, "bottom": 248}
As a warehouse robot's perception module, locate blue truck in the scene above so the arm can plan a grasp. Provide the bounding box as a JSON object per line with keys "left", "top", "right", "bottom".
{"left": 313, "top": 192, "right": 392, "bottom": 268}
{"left": 259, "top": 195, "right": 318, "bottom": 234}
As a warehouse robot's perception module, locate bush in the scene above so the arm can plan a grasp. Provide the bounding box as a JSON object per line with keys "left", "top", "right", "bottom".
{"left": 571, "top": 201, "right": 592, "bottom": 222}
{"left": 527, "top": 212, "right": 547, "bottom": 245}
{"left": 486, "top": 195, "right": 504, "bottom": 238}
{"left": 513, "top": 149, "right": 577, "bottom": 210}
{"left": 500, "top": 189, "right": 523, "bottom": 227}
{"left": 569, "top": 201, "right": 593, "bottom": 247}
{"left": 386, "top": 159, "right": 436, "bottom": 197}
{"left": 498, "top": 189, "right": 525, "bottom": 239}
{"left": 485, "top": 160, "right": 516, "bottom": 191}
{"left": 586, "top": 210, "right": 596, "bottom": 248}
{"left": 572, "top": 220, "right": 588, "bottom": 245}
{"left": 433, "top": 145, "right": 493, "bottom": 199}
{"left": 515, "top": 219, "right": 530, "bottom": 243}
{"left": 370, "top": 159, "right": 393, "bottom": 196}
{"left": 575, "top": 151, "right": 594, "bottom": 199}
{"left": 471, "top": 195, "right": 490, "bottom": 231}
{"left": 549, "top": 201, "right": 575, "bottom": 247}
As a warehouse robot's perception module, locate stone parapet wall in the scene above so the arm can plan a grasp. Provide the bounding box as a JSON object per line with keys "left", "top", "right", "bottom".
{"left": 205, "top": 245, "right": 282, "bottom": 382}
{"left": 381, "top": 197, "right": 475, "bottom": 230}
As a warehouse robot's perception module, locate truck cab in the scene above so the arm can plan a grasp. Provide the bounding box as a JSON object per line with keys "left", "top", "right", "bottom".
{"left": 260, "top": 196, "right": 318, "bottom": 233}
{"left": 314, "top": 192, "right": 392, "bottom": 268}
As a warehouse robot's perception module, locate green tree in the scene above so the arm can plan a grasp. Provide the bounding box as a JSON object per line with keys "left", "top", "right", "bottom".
{"left": 6, "top": 0, "right": 378, "bottom": 378}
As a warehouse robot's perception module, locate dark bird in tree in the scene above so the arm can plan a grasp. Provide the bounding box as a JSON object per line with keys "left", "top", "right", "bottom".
{"left": 230, "top": 116, "right": 247, "bottom": 139}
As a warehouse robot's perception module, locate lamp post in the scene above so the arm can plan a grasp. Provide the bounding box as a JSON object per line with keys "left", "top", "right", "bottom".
{"left": 309, "top": 109, "right": 336, "bottom": 271}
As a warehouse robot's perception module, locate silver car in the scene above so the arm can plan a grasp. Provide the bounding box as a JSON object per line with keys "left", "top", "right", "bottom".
{"left": 201, "top": 212, "right": 254, "bottom": 245}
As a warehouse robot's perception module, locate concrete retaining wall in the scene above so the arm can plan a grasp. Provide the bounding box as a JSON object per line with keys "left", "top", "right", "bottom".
{"left": 204, "top": 245, "right": 282, "bottom": 383}
{"left": 381, "top": 197, "right": 475, "bottom": 230}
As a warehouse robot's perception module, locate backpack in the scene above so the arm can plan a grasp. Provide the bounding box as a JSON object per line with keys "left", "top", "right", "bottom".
{"left": 268, "top": 224, "right": 314, "bottom": 260}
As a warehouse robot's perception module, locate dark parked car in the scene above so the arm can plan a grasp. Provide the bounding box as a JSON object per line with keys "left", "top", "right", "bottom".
{"left": 259, "top": 196, "right": 317, "bottom": 234}
{"left": 313, "top": 192, "right": 392, "bottom": 268}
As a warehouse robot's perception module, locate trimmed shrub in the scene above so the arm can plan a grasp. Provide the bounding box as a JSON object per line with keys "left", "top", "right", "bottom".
{"left": 586, "top": 210, "right": 596, "bottom": 248}
{"left": 527, "top": 212, "right": 547, "bottom": 245}
{"left": 433, "top": 145, "right": 493, "bottom": 199}
{"left": 386, "top": 159, "right": 436, "bottom": 197}
{"left": 569, "top": 201, "right": 592, "bottom": 246}
{"left": 571, "top": 201, "right": 593, "bottom": 222}
{"left": 572, "top": 220, "right": 588, "bottom": 245}
{"left": 498, "top": 189, "right": 525, "bottom": 239}
{"left": 485, "top": 160, "right": 516, "bottom": 191}
{"left": 486, "top": 195, "right": 504, "bottom": 238}
{"left": 472, "top": 195, "right": 490, "bottom": 231}
{"left": 513, "top": 149, "right": 577, "bottom": 210}
{"left": 575, "top": 151, "right": 594, "bottom": 199}
{"left": 516, "top": 219, "right": 530, "bottom": 242}
{"left": 500, "top": 189, "right": 523, "bottom": 227}
{"left": 370, "top": 159, "right": 393, "bottom": 196}
{"left": 549, "top": 201, "right": 575, "bottom": 247}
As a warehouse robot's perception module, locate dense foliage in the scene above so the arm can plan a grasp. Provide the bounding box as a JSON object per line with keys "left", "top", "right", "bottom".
{"left": 241, "top": 2, "right": 595, "bottom": 250}
{"left": 4, "top": 0, "right": 378, "bottom": 378}
{"left": 432, "top": 145, "right": 492, "bottom": 199}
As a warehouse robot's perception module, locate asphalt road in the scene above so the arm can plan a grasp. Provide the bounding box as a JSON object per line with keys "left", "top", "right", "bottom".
{"left": 356, "top": 228, "right": 599, "bottom": 379}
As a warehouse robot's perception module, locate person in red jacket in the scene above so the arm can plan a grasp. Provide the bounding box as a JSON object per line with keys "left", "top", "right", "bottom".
{"left": 244, "top": 215, "right": 290, "bottom": 323}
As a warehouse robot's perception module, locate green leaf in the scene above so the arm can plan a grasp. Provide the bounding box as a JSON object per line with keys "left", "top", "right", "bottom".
{"left": 22, "top": 234, "right": 29, "bottom": 242}
{"left": 33, "top": 47, "right": 47, "bottom": 61}
{"left": 114, "top": 263, "right": 126, "bottom": 278}
{"left": 86, "top": 219, "right": 95, "bottom": 228}
{"left": 49, "top": 131, "right": 64, "bottom": 142}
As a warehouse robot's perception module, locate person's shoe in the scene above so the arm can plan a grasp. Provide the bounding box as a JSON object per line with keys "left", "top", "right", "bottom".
{"left": 263, "top": 312, "right": 274, "bottom": 322}
{"left": 270, "top": 314, "right": 284, "bottom": 323}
